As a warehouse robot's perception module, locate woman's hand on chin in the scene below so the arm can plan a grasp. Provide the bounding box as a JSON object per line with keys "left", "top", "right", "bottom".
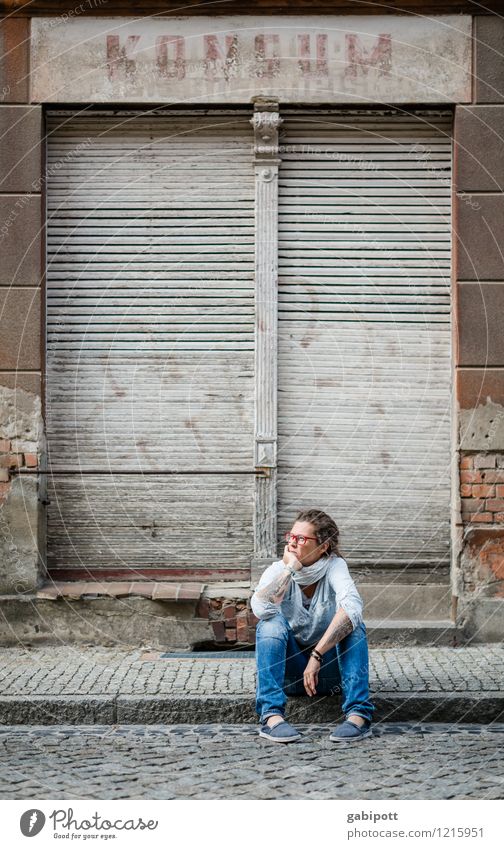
{"left": 282, "top": 545, "right": 302, "bottom": 571}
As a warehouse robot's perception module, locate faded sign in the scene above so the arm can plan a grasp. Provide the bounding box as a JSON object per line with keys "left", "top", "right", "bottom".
{"left": 31, "top": 15, "right": 472, "bottom": 104}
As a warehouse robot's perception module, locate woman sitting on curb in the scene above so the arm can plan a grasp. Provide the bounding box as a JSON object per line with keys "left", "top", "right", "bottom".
{"left": 251, "top": 508, "right": 375, "bottom": 744}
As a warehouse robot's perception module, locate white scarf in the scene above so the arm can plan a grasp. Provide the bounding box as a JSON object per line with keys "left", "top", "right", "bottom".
{"left": 290, "top": 553, "right": 332, "bottom": 586}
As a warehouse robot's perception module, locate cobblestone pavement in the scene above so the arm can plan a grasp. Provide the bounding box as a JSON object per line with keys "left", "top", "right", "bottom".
{"left": 1, "top": 645, "right": 503, "bottom": 696}
{"left": 0, "top": 723, "right": 503, "bottom": 800}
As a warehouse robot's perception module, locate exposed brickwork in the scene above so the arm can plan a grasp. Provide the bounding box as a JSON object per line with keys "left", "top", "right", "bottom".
{"left": 460, "top": 454, "right": 504, "bottom": 525}
{"left": 0, "top": 440, "right": 38, "bottom": 504}
{"left": 196, "top": 596, "right": 258, "bottom": 645}
{"left": 460, "top": 458, "right": 504, "bottom": 601}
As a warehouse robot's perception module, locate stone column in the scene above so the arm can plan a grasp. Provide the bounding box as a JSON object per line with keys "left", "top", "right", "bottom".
{"left": 453, "top": 14, "right": 504, "bottom": 640}
{"left": 0, "top": 16, "right": 45, "bottom": 593}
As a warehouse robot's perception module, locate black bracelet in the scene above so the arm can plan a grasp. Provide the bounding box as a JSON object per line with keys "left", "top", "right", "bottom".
{"left": 310, "top": 649, "right": 323, "bottom": 663}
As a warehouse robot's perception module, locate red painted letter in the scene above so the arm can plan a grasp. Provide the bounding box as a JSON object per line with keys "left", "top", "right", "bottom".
{"left": 156, "top": 36, "right": 185, "bottom": 80}
{"left": 297, "top": 33, "right": 328, "bottom": 77}
{"left": 106, "top": 35, "right": 141, "bottom": 81}
{"left": 204, "top": 34, "right": 239, "bottom": 82}
{"left": 254, "top": 34, "right": 280, "bottom": 78}
{"left": 345, "top": 33, "right": 392, "bottom": 80}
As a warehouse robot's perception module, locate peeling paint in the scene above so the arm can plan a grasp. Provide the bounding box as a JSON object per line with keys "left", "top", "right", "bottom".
{"left": 461, "top": 528, "right": 504, "bottom": 599}
{"left": 0, "top": 476, "right": 40, "bottom": 594}
{"left": 459, "top": 399, "right": 504, "bottom": 451}
{"left": 0, "top": 384, "right": 44, "bottom": 594}
{"left": 0, "top": 384, "right": 43, "bottom": 448}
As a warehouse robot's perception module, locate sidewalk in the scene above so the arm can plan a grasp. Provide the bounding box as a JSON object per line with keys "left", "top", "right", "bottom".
{"left": 0, "top": 644, "right": 503, "bottom": 725}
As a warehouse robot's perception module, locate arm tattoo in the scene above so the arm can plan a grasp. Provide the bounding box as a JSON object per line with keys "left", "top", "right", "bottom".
{"left": 256, "top": 569, "right": 292, "bottom": 604}
{"left": 315, "top": 608, "right": 354, "bottom": 654}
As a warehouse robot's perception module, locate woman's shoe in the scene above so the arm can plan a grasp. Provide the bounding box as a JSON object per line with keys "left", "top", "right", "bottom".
{"left": 259, "top": 719, "right": 301, "bottom": 743}
{"left": 329, "top": 718, "right": 372, "bottom": 743}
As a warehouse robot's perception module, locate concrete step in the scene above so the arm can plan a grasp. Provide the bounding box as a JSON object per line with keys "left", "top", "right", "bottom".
{"left": 365, "top": 619, "right": 460, "bottom": 647}
{"left": 359, "top": 583, "right": 452, "bottom": 621}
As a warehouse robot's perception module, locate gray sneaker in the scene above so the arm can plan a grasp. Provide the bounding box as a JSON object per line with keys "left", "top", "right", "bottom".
{"left": 329, "top": 718, "right": 372, "bottom": 743}
{"left": 259, "top": 719, "right": 301, "bottom": 743}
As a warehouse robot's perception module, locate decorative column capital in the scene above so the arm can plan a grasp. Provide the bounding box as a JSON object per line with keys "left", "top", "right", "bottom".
{"left": 250, "top": 104, "right": 283, "bottom": 162}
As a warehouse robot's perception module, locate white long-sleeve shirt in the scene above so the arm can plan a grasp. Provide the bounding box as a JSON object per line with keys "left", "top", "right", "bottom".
{"left": 251, "top": 554, "right": 364, "bottom": 646}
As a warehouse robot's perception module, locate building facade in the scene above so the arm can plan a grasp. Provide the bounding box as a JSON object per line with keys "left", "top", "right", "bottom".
{"left": 0, "top": 0, "right": 503, "bottom": 647}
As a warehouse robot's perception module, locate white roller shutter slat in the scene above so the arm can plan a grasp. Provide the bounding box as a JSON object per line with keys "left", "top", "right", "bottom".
{"left": 277, "top": 110, "right": 452, "bottom": 567}
{"left": 46, "top": 111, "right": 255, "bottom": 577}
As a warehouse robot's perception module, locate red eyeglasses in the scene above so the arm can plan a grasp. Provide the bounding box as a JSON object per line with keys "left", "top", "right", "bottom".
{"left": 284, "top": 532, "right": 318, "bottom": 546}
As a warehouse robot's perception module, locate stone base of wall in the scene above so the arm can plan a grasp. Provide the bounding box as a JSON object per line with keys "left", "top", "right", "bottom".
{"left": 0, "top": 596, "right": 213, "bottom": 650}
{"left": 0, "top": 590, "right": 500, "bottom": 648}
{"left": 457, "top": 596, "right": 504, "bottom": 643}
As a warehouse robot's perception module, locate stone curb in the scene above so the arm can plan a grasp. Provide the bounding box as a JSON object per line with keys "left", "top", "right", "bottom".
{"left": 1, "top": 692, "right": 503, "bottom": 725}
{"left": 0, "top": 696, "right": 116, "bottom": 725}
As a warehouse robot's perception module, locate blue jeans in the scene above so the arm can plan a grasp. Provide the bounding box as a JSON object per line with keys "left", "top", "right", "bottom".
{"left": 255, "top": 612, "right": 375, "bottom": 725}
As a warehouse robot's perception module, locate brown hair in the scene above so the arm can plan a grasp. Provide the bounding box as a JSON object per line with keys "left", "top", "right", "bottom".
{"left": 294, "top": 508, "right": 341, "bottom": 557}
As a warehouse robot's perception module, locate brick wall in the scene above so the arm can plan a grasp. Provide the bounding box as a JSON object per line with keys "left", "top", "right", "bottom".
{"left": 0, "top": 438, "right": 38, "bottom": 505}
{"left": 196, "top": 597, "right": 258, "bottom": 645}
{"left": 460, "top": 454, "right": 504, "bottom": 524}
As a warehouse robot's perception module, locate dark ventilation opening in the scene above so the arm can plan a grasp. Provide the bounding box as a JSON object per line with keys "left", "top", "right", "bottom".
{"left": 161, "top": 645, "right": 255, "bottom": 658}
{"left": 191, "top": 640, "right": 255, "bottom": 653}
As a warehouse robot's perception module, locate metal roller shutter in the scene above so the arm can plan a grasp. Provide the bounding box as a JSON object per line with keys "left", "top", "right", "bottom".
{"left": 45, "top": 110, "right": 255, "bottom": 579}
{"left": 277, "top": 110, "right": 452, "bottom": 567}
